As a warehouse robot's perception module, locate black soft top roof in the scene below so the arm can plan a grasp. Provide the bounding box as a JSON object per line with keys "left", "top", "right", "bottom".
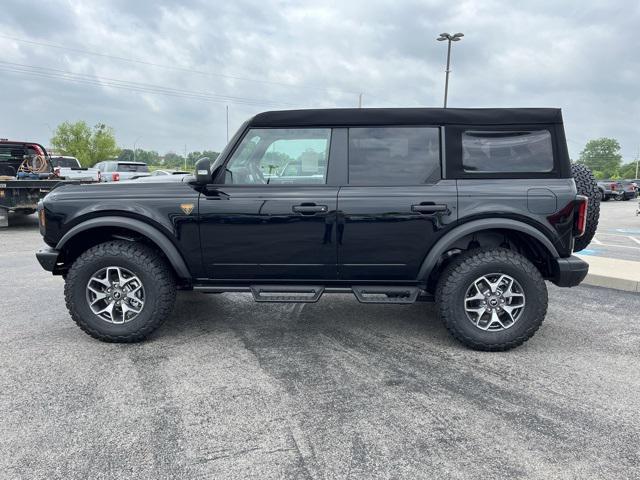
{"left": 250, "top": 108, "right": 563, "bottom": 128}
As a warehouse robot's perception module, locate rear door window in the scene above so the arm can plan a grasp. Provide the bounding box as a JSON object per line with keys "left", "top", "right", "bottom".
{"left": 348, "top": 127, "right": 440, "bottom": 185}
{"left": 462, "top": 130, "right": 553, "bottom": 173}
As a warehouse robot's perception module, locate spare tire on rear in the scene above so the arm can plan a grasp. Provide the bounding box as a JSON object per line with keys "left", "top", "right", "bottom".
{"left": 571, "top": 163, "right": 600, "bottom": 252}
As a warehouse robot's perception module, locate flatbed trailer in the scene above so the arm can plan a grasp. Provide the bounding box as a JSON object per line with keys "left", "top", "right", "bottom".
{"left": 0, "top": 179, "right": 79, "bottom": 227}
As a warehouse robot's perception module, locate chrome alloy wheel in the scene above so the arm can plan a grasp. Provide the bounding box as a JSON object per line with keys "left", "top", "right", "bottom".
{"left": 464, "top": 273, "right": 526, "bottom": 331}
{"left": 86, "top": 266, "right": 145, "bottom": 324}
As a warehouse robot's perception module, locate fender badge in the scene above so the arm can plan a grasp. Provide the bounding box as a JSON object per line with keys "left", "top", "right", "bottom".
{"left": 180, "top": 203, "right": 194, "bottom": 215}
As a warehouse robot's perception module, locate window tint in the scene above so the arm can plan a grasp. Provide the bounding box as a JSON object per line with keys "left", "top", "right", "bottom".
{"left": 348, "top": 127, "right": 440, "bottom": 185}
{"left": 51, "top": 157, "right": 79, "bottom": 168}
{"left": 116, "top": 163, "right": 149, "bottom": 173}
{"left": 462, "top": 130, "right": 553, "bottom": 173}
{"left": 225, "top": 128, "right": 330, "bottom": 185}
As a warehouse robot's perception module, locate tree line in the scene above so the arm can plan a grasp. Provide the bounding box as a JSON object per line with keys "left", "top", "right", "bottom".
{"left": 48, "top": 121, "right": 637, "bottom": 179}
{"left": 575, "top": 137, "right": 637, "bottom": 180}
{"left": 49, "top": 121, "right": 219, "bottom": 169}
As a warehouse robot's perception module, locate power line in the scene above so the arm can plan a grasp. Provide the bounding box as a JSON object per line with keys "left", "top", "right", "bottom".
{"left": 0, "top": 33, "right": 362, "bottom": 97}
{"left": 0, "top": 60, "right": 304, "bottom": 108}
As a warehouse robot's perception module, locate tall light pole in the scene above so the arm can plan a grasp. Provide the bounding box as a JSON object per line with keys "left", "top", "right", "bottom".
{"left": 436, "top": 32, "right": 464, "bottom": 108}
{"left": 133, "top": 136, "right": 142, "bottom": 162}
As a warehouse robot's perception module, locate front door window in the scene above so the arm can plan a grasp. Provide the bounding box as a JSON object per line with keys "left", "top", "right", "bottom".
{"left": 224, "top": 128, "right": 331, "bottom": 185}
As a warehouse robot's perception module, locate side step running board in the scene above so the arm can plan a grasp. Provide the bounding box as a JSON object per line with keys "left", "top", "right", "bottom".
{"left": 352, "top": 286, "right": 420, "bottom": 304}
{"left": 251, "top": 285, "right": 324, "bottom": 303}
{"left": 194, "top": 284, "right": 429, "bottom": 304}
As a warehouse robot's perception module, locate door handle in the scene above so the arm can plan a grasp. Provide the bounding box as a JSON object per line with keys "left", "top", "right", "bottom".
{"left": 411, "top": 203, "right": 449, "bottom": 214}
{"left": 292, "top": 204, "right": 328, "bottom": 215}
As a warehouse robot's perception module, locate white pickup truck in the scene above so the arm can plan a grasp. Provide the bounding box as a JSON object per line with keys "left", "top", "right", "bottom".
{"left": 50, "top": 156, "right": 101, "bottom": 182}
{"left": 93, "top": 160, "right": 151, "bottom": 182}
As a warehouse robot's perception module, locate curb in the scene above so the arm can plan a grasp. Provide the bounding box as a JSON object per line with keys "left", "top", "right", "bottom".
{"left": 581, "top": 273, "right": 639, "bottom": 293}
{"left": 576, "top": 255, "right": 640, "bottom": 293}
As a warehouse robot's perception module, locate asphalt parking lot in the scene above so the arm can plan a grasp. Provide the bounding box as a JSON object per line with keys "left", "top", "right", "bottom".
{"left": 582, "top": 199, "right": 640, "bottom": 262}
{"left": 1, "top": 212, "right": 639, "bottom": 479}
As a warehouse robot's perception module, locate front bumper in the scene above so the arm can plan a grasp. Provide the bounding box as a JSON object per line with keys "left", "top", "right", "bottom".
{"left": 551, "top": 255, "right": 589, "bottom": 287}
{"left": 36, "top": 246, "right": 60, "bottom": 272}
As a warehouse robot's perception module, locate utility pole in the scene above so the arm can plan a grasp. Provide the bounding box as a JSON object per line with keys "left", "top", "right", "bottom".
{"left": 358, "top": 93, "right": 363, "bottom": 108}
{"left": 635, "top": 146, "right": 639, "bottom": 179}
{"left": 133, "top": 136, "right": 142, "bottom": 162}
{"left": 184, "top": 144, "right": 187, "bottom": 171}
{"left": 226, "top": 105, "right": 229, "bottom": 143}
{"left": 436, "top": 33, "right": 464, "bottom": 108}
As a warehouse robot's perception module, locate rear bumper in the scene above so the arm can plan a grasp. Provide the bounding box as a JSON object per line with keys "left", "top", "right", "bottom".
{"left": 551, "top": 255, "right": 589, "bottom": 287}
{"left": 36, "top": 246, "right": 60, "bottom": 272}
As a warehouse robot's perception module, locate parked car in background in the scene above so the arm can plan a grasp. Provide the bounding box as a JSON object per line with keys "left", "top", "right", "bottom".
{"left": 50, "top": 156, "right": 100, "bottom": 182}
{"left": 94, "top": 160, "right": 150, "bottom": 182}
{"left": 597, "top": 180, "right": 634, "bottom": 201}
{"left": 150, "top": 169, "right": 191, "bottom": 176}
{"left": 129, "top": 173, "right": 191, "bottom": 183}
{"left": 618, "top": 181, "right": 636, "bottom": 200}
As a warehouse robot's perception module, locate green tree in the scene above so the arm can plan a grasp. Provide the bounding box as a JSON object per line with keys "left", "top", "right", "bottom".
{"left": 134, "top": 149, "right": 161, "bottom": 165}
{"left": 577, "top": 138, "right": 622, "bottom": 179}
{"left": 118, "top": 149, "right": 134, "bottom": 162}
{"left": 162, "top": 152, "right": 185, "bottom": 169}
{"left": 618, "top": 162, "right": 639, "bottom": 180}
{"left": 186, "top": 150, "right": 220, "bottom": 169}
{"left": 50, "top": 121, "right": 120, "bottom": 167}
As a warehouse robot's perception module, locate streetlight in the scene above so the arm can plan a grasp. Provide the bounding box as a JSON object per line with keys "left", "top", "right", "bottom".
{"left": 436, "top": 32, "right": 464, "bottom": 108}
{"left": 133, "top": 136, "right": 142, "bottom": 162}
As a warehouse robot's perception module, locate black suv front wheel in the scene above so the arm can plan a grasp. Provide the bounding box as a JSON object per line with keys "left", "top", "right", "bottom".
{"left": 436, "top": 248, "right": 548, "bottom": 351}
{"left": 64, "top": 240, "right": 176, "bottom": 342}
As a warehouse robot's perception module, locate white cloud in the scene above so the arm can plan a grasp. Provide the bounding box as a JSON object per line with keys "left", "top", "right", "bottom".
{"left": 0, "top": 0, "right": 638, "bottom": 160}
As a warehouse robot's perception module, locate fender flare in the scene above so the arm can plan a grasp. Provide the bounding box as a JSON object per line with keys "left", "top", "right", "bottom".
{"left": 56, "top": 216, "right": 192, "bottom": 280}
{"left": 416, "top": 218, "right": 560, "bottom": 280}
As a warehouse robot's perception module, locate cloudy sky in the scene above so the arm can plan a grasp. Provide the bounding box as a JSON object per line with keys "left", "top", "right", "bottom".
{"left": 1, "top": 0, "right": 638, "bottom": 160}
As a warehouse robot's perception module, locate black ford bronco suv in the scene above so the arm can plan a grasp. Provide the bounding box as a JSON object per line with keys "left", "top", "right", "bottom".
{"left": 36, "top": 108, "right": 600, "bottom": 351}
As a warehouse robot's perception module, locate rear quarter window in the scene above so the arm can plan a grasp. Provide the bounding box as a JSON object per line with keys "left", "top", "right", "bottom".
{"left": 445, "top": 126, "right": 560, "bottom": 179}
{"left": 462, "top": 130, "right": 553, "bottom": 173}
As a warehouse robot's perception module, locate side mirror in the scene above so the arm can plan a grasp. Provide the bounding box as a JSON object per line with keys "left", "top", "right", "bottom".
{"left": 194, "top": 157, "right": 211, "bottom": 184}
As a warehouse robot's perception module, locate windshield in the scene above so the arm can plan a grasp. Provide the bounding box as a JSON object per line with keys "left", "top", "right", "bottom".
{"left": 117, "top": 163, "right": 149, "bottom": 172}
{"left": 51, "top": 157, "right": 80, "bottom": 168}
{"left": 211, "top": 121, "right": 249, "bottom": 172}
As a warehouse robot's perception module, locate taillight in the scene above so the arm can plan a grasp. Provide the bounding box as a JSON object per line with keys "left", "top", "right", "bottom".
{"left": 112, "top": 172, "right": 120, "bottom": 181}
{"left": 574, "top": 195, "right": 588, "bottom": 237}
{"left": 610, "top": 183, "right": 616, "bottom": 191}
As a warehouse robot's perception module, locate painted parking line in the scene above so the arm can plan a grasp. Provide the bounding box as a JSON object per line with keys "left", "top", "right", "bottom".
{"left": 594, "top": 243, "right": 640, "bottom": 250}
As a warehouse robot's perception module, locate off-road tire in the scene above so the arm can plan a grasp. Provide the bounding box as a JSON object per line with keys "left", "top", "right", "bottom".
{"left": 571, "top": 163, "right": 600, "bottom": 252}
{"left": 64, "top": 240, "right": 176, "bottom": 342}
{"left": 435, "top": 248, "right": 548, "bottom": 351}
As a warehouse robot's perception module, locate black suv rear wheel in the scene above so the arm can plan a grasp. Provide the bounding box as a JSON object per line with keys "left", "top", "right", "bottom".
{"left": 64, "top": 240, "right": 176, "bottom": 342}
{"left": 436, "top": 248, "right": 548, "bottom": 351}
